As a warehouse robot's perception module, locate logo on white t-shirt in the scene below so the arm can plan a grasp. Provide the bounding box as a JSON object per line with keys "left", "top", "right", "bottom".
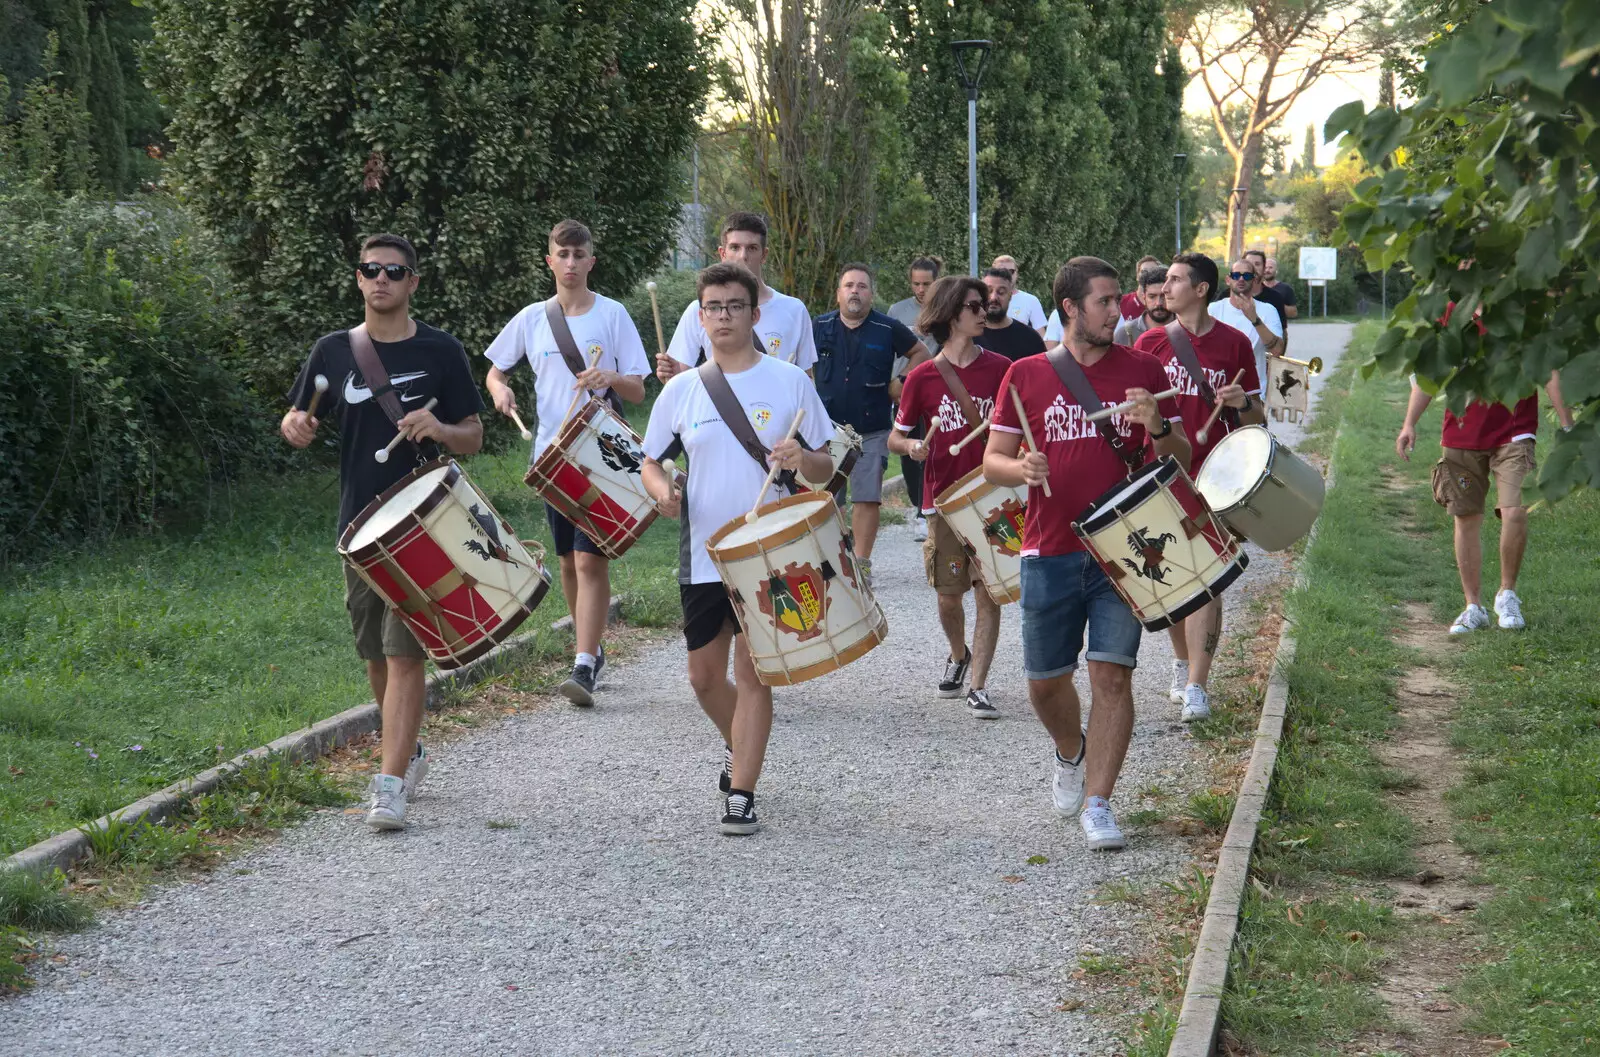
{"left": 587, "top": 341, "right": 604, "bottom": 362}
{"left": 751, "top": 404, "right": 774, "bottom": 429}
{"left": 764, "top": 334, "right": 783, "bottom": 357}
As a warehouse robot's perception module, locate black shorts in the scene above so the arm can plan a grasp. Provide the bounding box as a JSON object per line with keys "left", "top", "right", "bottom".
{"left": 681, "top": 581, "right": 741, "bottom": 651}
{"left": 545, "top": 503, "right": 604, "bottom": 558}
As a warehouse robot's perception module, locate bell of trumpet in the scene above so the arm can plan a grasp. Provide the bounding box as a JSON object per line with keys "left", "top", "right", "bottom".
{"left": 1277, "top": 354, "right": 1322, "bottom": 375}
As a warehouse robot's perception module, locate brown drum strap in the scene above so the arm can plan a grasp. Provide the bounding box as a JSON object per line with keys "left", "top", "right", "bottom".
{"left": 545, "top": 297, "right": 626, "bottom": 415}
{"left": 1163, "top": 320, "right": 1238, "bottom": 433}
{"left": 1044, "top": 345, "right": 1146, "bottom": 472}
{"left": 931, "top": 352, "right": 983, "bottom": 429}
{"left": 696, "top": 360, "right": 799, "bottom": 495}
{"left": 347, "top": 324, "right": 406, "bottom": 429}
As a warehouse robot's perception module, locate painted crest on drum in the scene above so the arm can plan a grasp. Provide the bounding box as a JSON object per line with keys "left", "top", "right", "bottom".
{"left": 595, "top": 429, "right": 644, "bottom": 475}
{"left": 982, "top": 499, "right": 1027, "bottom": 555}
{"left": 463, "top": 503, "right": 525, "bottom": 566}
{"left": 1122, "top": 525, "right": 1177, "bottom": 583}
{"left": 758, "top": 561, "right": 827, "bottom": 640}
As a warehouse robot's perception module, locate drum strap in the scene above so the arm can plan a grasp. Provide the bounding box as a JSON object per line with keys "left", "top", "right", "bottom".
{"left": 696, "top": 361, "right": 799, "bottom": 494}
{"left": 692, "top": 330, "right": 766, "bottom": 368}
{"left": 347, "top": 324, "right": 406, "bottom": 429}
{"left": 1163, "top": 321, "right": 1239, "bottom": 433}
{"left": 931, "top": 353, "right": 982, "bottom": 429}
{"left": 544, "top": 298, "right": 626, "bottom": 415}
{"left": 1044, "top": 346, "right": 1146, "bottom": 472}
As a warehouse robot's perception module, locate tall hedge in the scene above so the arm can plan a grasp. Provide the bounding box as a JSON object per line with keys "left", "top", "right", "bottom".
{"left": 146, "top": 0, "right": 709, "bottom": 395}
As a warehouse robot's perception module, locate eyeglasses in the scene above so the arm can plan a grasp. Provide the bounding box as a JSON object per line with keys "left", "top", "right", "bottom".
{"left": 702, "top": 301, "right": 750, "bottom": 318}
{"left": 961, "top": 299, "right": 985, "bottom": 315}
{"left": 1228, "top": 271, "right": 1257, "bottom": 281}
{"left": 357, "top": 262, "right": 416, "bottom": 281}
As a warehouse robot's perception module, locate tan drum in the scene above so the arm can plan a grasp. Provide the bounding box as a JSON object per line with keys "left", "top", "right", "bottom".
{"left": 706, "top": 492, "right": 888, "bottom": 686}
{"left": 1195, "top": 425, "right": 1325, "bottom": 551}
{"left": 800, "top": 423, "right": 862, "bottom": 495}
{"left": 933, "top": 466, "right": 1027, "bottom": 605}
{"left": 1072, "top": 456, "right": 1248, "bottom": 632}
{"left": 524, "top": 398, "right": 659, "bottom": 560}
{"left": 340, "top": 459, "right": 551, "bottom": 669}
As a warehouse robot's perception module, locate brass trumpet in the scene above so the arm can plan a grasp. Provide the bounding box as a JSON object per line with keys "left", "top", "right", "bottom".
{"left": 1275, "top": 354, "right": 1323, "bottom": 375}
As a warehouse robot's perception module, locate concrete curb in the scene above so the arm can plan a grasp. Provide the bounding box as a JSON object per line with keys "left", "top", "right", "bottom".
{"left": 4, "top": 628, "right": 554, "bottom": 878}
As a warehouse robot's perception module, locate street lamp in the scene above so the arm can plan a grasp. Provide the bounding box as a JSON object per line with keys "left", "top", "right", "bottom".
{"left": 1173, "top": 153, "right": 1187, "bottom": 255}
{"left": 952, "top": 40, "right": 993, "bottom": 277}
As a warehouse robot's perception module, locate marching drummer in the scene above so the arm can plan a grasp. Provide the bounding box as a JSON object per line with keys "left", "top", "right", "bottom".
{"left": 281, "top": 233, "right": 485, "bottom": 832}
{"left": 639, "top": 262, "right": 835, "bottom": 836}
{"left": 888, "top": 275, "right": 1013, "bottom": 718}
{"left": 984, "top": 256, "right": 1187, "bottom": 852}
{"left": 1134, "top": 252, "right": 1263, "bottom": 722}
{"left": 483, "top": 219, "right": 650, "bottom": 707}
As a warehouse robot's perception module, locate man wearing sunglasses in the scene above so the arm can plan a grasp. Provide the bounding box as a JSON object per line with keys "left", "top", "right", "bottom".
{"left": 1208, "top": 256, "right": 1283, "bottom": 385}
{"left": 282, "top": 233, "right": 485, "bottom": 832}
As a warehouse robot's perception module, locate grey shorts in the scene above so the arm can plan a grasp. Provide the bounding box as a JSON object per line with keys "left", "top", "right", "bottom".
{"left": 344, "top": 564, "right": 425, "bottom": 662}
{"left": 845, "top": 429, "right": 890, "bottom": 504}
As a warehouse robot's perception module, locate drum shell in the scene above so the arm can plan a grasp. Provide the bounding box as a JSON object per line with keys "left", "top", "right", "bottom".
{"left": 1197, "top": 425, "right": 1325, "bottom": 552}
{"left": 800, "top": 424, "right": 863, "bottom": 496}
{"left": 339, "top": 459, "right": 551, "bottom": 669}
{"left": 706, "top": 492, "right": 888, "bottom": 686}
{"left": 523, "top": 399, "right": 659, "bottom": 560}
{"left": 933, "top": 465, "right": 1026, "bottom": 605}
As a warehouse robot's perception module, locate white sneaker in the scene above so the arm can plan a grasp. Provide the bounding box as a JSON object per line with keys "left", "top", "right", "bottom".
{"left": 1450, "top": 604, "right": 1492, "bottom": 635}
{"left": 1181, "top": 684, "right": 1211, "bottom": 723}
{"left": 1052, "top": 734, "right": 1087, "bottom": 816}
{"left": 1080, "top": 797, "right": 1126, "bottom": 851}
{"left": 1169, "top": 660, "right": 1189, "bottom": 706}
{"left": 366, "top": 776, "right": 407, "bottom": 831}
{"left": 402, "top": 743, "right": 429, "bottom": 799}
{"left": 912, "top": 515, "right": 928, "bottom": 542}
{"left": 1494, "top": 589, "right": 1525, "bottom": 630}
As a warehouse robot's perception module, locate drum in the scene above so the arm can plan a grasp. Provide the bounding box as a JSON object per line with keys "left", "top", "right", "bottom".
{"left": 706, "top": 492, "right": 888, "bottom": 686}
{"left": 800, "top": 423, "right": 862, "bottom": 495}
{"left": 933, "top": 466, "right": 1027, "bottom": 605}
{"left": 1072, "top": 456, "right": 1247, "bottom": 632}
{"left": 340, "top": 459, "right": 551, "bottom": 669}
{"left": 1195, "top": 425, "right": 1325, "bottom": 551}
{"left": 524, "top": 398, "right": 659, "bottom": 560}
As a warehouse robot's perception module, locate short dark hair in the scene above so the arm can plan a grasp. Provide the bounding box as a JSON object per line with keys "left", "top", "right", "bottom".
{"left": 360, "top": 233, "right": 416, "bottom": 269}
{"left": 982, "top": 267, "right": 1015, "bottom": 283}
{"left": 1138, "top": 264, "right": 1169, "bottom": 289}
{"left": 837, "top": 261, "right": 873, "bottom": 287}
{"left": 1135, "top": 255, "right": 1161, "bottom": 270}
{"left": 697, "top": 261, "right": 760, "bottom": 306}
{"left": 720, "top": 211, "right": 768, "bottom": 246}
{"left": 1170, "top": 252, "right": 1219, "bottom": 302}
{"left": 1243, "top": 248, "right": 1267, "bottom": 267}
{"left": 917, "top": 275, "right": 987, "bottom": 345}
{"left": 1052, "top": 256, "right": 1120, "bottom": 315}
{"left": 550, "top": 219, "right": 592, "bottom": 249}
{"left": 909, "top": 256, "right": 943, "bottom": 278}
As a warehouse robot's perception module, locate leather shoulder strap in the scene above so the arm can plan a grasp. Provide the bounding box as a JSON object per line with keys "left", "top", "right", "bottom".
{"left": 1044, "top": 345, "right": 1145, "bottom": 472}
{"left": 696, "top": 360, "right": 798, "bottom": 492}
{"left": 931, "top": 353, "right": 982, "bottom": 429}
{"left": 1163, "top": 320, "right": 1237, "bottom": 431}
{"left": 546, "top": 297, "right": 624, "bottom": 414}
{"left": 752, "top": 329, "right": 766, "bottom": 356}
{"left": 347, "top": 324, "right": 405, "bottom": 428}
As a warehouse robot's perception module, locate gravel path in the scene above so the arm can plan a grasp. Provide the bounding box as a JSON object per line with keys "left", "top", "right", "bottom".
{"left": 3, "top": 326, "right": 1353, "bottom": 1056}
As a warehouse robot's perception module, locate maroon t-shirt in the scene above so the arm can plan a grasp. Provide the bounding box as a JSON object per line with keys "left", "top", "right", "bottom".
{"left": 1438, "top": 302, "right": 1538, "bottom": 450}
{"left": 894, "top": 349, "right": 1014, "bottom": 513}
{"left": 1119, "top": 291, "right": 1143, "bottom": 321}
{"left": 1135, "top": 321, "right": 1261, "bottom": 471}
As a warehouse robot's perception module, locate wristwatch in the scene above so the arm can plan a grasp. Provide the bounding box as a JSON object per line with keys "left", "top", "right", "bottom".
{"left": 1151, "top": 417, "right": 1173, "bottom": 440}
{"left": 1240, "top": 394, "right": 1254, "bottom": 413}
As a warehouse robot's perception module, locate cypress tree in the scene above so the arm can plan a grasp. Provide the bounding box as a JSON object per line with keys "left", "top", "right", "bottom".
{"left": 55, "top": 0, "right": 92, "bottom": 103}
{"left": 88, "top": 17, "right": 129, "bottom": 193}
{"left": 1300, "top": 123, "right": 1317, "bottom": 174}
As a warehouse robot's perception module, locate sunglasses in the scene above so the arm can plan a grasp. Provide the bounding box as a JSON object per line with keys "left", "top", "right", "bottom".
{"left": 357, "top": 262, "right": 416, "bottom": 281}
{"left": 1228, "top": 271, "right": 1257, "bottom": 281}
{"left": 961, "top": 299, "right": 985, "bottom": 315}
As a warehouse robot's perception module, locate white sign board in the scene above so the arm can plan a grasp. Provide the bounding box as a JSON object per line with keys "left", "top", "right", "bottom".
{"left": 1299, "top": 246, "right": 1338, "bottom": 282}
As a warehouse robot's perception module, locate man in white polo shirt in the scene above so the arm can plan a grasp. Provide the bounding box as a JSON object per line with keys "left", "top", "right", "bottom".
{"left": 1208, "top": 256, "right": 1284, "bottom": 385}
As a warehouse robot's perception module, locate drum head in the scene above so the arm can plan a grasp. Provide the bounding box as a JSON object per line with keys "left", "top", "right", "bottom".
{"left": 1076, "top": 458, "right": 1174, "bottom": 536}
{"left": 714, "top": 493, "right": 833, "bottom": 549}
{"left": 1196, "top": 426, "right": 1273, "bottom": 508}
{"left": 346, "top": 464, "right": 453, "bottom": 550}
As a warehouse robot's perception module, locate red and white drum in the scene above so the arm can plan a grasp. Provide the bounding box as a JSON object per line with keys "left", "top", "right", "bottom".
{"left": 524, "top": 398, "right": 659, "bottom": 560}
{"left": 706, "top": 492, "right": 888, "bottom": 686}
{"left": 933, "top": 466, "right": 1028, "bottom": 605}
{"left": 1072, "top": 456, "right": 1247, "bottom": 632}
{"left": 339, "top": 459, "right": 550, "bottom": 669}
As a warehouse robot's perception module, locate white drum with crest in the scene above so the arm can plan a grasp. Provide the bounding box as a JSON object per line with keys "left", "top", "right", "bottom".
{"left": 933, "top": 466, "right": 1027, "bottom": 605}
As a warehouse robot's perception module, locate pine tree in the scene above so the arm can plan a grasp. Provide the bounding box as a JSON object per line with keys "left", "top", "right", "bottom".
{"left": 55, "top": 0, "right": 91, "bottom": 103}
{"left": 1301, "top": 123, "right": 1317, "bottom": 175}
{"left": 88, "top": 17, "right": 128, "bottom": 194}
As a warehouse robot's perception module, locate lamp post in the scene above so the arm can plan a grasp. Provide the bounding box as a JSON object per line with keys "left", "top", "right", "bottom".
{"left": 952, "top": 40, "right": 993, "bottom": 277}
{"left": 1173, "top": 153, "right": 1187, "bottom": 255}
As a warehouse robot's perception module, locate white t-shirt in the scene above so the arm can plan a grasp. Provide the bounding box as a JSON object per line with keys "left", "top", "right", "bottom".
{"left": 1044, "top": 309, "right": 1062, "bottom": 343}
{"left": 642, "top": 355, "right": 834, "bottom": 584}
{"left": 666, "top": 287, "right": 818, "bottom": 372}
{"left": 1208, "top": 297, "right": 1284, "bottom": 358}
{"left": 484, "top": 294, "right": 651, "bottom": 459}
{"left": 1008, "top": 290, "right": 1047, "bottom": 330}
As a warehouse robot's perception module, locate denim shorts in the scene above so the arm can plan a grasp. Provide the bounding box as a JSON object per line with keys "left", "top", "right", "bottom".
{"left": 1019, "top": 550, "right": 1142, "bottom": 679}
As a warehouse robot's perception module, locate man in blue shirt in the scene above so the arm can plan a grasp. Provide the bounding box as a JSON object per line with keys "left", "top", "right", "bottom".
{"left": 813, "top": 262, "right": 920, "bottom": 589}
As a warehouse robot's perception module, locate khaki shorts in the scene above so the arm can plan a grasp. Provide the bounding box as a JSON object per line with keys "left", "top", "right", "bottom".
{"left": 344, "top": 565, "right": 425, "bottom": 662}
{"left": 922, "top": 513, "right": 979, "bottom": 596}
{"left": 1431, "top": 440, "right": 1534, "bottom": 518}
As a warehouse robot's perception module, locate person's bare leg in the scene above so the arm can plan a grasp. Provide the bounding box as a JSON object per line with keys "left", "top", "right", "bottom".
{"left": 1454, "top": 513, "right": 1484, "bottom": 606}
{"left": 1027, "top": 672, "right": 1085, "bottom": 761}
{"left": 969, "top": 589, "right": 1001, "bottom": 690}
{"left": 1167, "top": 623, "right": 1188, "bottom": 663}
{"left": 685, "top": 628, "right": 736, "bottom": 744}
{"left": 936, "top": 591, "right": 968, "bottom": 662}
{"left": 853, "top": 501, "right": 881, "bottom": 561}
{"left": 1184, "top": 598, "right": 1224, "bottom": 688}
{"left": 380, "top": 656, "right": 426, "bottom": 778}
{"left": 1498, "top": 506, "right": 1528, "bottom": 591}
{"left": 557, "top": 553, "right": 579, "bottom": 625}
{"left": 729, "top": 636, "right": 774, "bottom": 792}
{"left": 573, "top": 551, "right": 610, "bottom": 659}
{"left": 1083, "top": 661, "right": 1134, "bottom": 800}
{"left": 365, "top": 660, "right": 387, "bottom": 707}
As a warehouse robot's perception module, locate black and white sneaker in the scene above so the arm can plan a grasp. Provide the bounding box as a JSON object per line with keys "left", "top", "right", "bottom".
{"left": 559, "top": 662, "right": 597, "bottom": 707}
{"left": 593, "top": 645, "right": 607, "bottom": 679}
{"left": 967, "top": 688, "right": 999, "bottom": 719}
{"left": 938, "top": 648, "right": 972, "bottom": 698}
{"left": 720, "top": 790, "right": 760, "bottom": 836}
{"left": 718, "top": 743, "right": 733, "bottom": 793}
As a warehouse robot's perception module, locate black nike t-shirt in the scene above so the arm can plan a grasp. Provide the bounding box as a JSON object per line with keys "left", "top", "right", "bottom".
{"left": 286, "top": 321, "right": 485, "bottom": 535}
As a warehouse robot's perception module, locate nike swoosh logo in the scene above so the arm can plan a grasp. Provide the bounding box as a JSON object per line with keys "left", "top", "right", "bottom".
{"left": 344, "top": 371, "right": 429, "bottom": 404}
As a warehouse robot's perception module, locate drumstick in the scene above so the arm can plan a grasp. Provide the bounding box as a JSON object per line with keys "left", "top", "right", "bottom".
{"left": 946, "top": 417, "right": 990, "bottom": 456}
{"left": 1086, "top": 386, "right": 1182, "bottom": 422}
{"left": 507, "top": 406, "right": 533, "bottom": 441}
{"left": 560, "top": 343, "right": 603, "bottom": 430}
{"left": 374, "top": 397, "right": 437, "bottom": 463}
{"left": 744, "top": 409, "right": 805, "bottom": 524}
{"left": 306, "top": 374, "right": 329, "bottom": 419}
{"left": 646, "top": 281, "right": 668, "bottom": 363}
{"left": 1009, "top": 385, "right": 1052, "bottom": 498}
{"left": 1196, "top": 370, "right": 1247, "bottom": 445}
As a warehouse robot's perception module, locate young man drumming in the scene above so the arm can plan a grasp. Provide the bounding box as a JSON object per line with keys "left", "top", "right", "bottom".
{"left": 640, "top": 262, "right": 835, "bottom": 836}
{"left": 1135, "top": 253, "right": 1263, "bottom": 721}
{"left": 984, "top": 256, "right": 1188, "bottom": 851}
{"left": 282, "top": 234, "right": 484, "bottom": 832}
{"left": 889, "top": 275, "right": 1013, "bottom": 717}
{"left": 483, "top": 219, "right": 650, "bottom": 706}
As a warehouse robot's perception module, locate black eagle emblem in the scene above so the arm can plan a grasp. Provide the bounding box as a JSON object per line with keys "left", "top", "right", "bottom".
{"left": 463, "top": 503, "right": 522, "bottom": 566}
{"left": 596, "top": 431, "right": 643, "bottom": 475}
{"left": 1122, "top": 526, "right": 1177, "bottom": 583}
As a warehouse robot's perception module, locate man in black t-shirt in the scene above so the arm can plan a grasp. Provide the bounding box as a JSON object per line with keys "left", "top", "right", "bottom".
{"left": 979, "top": 268, "right": 1048, "bottom": 362}
{"left": 1263, "top": 257, "right": 1298, "bottom": 320}
{"left": 282, "top": 233, "right": 485, "bottom": 833}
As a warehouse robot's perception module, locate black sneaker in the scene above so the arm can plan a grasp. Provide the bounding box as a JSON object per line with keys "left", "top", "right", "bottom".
{"left": 593, "top": 645, "right": 606, "bottom": 680}
{"left": 720, "top": 790, "right": 760, "bottom": 836}
{"left": 717, "top": 743, "right": 733, "bottom": 793}
{"left": 967, "top": 688, "right": 999, "bottom": 719}
{"left": 559, "top": 662, "right": 596, "bottom": 707}
{"left": 938, "top": 648, "right": 972, "bottom": 699}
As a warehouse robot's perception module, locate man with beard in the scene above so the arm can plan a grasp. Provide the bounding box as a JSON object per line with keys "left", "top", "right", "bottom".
{"left": 1208, "top": 256, "right": 1284, "bottom": 384}
{"left": 979, "top": 268, "right": 1048, "bottom": 363}
{"left": 813, "top": 263, "right": 921, "bottom": 589}
{"left": 1262, "top": 256, "right": 1298, "bottom": 320}
{"left": 1113, "top": 263, "right": 1173, "bottom": 346}
{"left": 992, "top": 254, "right": 1048, "bottom": 337}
